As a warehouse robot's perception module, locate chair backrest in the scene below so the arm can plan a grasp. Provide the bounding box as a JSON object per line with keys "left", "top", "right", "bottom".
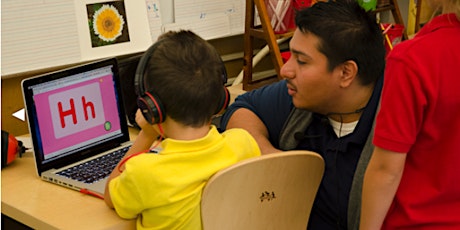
{"left": 201, "top": 150, "right": 325, "bottom": 230}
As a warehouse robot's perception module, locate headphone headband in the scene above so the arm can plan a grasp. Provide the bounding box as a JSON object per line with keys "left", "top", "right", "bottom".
{"left": 134, "top": 39, "right": 165, "bottom": 96}
{"left": 134, "top": 37, "right": 229, "bottom": 125}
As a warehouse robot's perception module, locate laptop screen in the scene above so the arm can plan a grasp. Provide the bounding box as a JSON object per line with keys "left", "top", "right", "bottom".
{"left": 22, "top": 58, "right": 130, "bottom": 173}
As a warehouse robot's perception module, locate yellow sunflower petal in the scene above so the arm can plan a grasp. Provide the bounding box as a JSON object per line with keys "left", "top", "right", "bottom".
{"left": 92, "top": 4, "right": 125, "bottom": 42}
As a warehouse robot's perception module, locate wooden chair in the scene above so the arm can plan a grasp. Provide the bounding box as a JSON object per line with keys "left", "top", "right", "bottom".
{"left": 201, "top": 150, "right": 325, "bottom": 230}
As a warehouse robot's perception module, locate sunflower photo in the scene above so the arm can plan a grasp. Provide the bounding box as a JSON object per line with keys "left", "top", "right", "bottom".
{"left": 86, "top": 1, "right": 130, "bottom": 47}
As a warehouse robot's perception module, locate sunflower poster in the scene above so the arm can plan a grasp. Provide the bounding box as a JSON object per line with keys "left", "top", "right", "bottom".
{"left": 86, "top": 1, "right": 130, "bottom": 47}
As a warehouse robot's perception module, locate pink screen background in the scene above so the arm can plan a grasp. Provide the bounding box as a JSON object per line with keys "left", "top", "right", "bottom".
{"left": 33, "top": 74, "right": 121, "bottom": 156}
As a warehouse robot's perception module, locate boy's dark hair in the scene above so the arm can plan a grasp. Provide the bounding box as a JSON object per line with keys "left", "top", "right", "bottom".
{"left": 143, "top": 30, "right": 225, "bottom": 127}
{"left": 295, "top": 0, "right": 386, "bottom": 85}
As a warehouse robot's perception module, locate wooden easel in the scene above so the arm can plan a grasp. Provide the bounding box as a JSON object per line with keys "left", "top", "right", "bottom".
{"left": 242, "top": 0, "right": 407, "bottom": 91}
{"left": 243, "top": 0, "right": 294, "bottom": 90}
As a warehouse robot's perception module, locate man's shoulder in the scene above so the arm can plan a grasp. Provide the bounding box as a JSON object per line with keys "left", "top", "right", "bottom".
{"left": 240, "top": 80, "right": 287, "bottom": 98}
{"left": 240, "top": 80, "right": 291, "bottom": 111}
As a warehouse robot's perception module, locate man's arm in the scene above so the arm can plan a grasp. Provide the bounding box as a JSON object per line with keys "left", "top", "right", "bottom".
{"left": 226, "top": 108, "right": 280, "bottom": 154}
{"left": 360, "top": 146, "right": 406, "bottom": 229}
{"left": 221, "top": 81, "right": 293, "bottom": 154}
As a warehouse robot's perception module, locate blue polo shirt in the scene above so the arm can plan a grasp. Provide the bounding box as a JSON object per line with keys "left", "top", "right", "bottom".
{"left": 221, "top": 77, "right": 382, "bottom": 229}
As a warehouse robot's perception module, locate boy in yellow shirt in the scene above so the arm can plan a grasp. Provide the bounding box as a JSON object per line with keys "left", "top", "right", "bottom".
{"left": 104, "top": 30, "right": 260, "bottom": 230}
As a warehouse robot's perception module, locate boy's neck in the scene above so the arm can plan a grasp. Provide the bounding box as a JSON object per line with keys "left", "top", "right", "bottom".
{"left": 161, "top": 118, "right": 211, "bottom": 141}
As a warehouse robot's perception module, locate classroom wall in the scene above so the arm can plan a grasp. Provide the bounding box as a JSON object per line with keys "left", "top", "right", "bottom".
{"left": 0, "top": 0, "right": 415, "bottom": 136}
{"left": 1, "top": 0, "right": 272, "bottom": 135}
{"left": 0, "top": 34, "right": 274, "bottom": 136}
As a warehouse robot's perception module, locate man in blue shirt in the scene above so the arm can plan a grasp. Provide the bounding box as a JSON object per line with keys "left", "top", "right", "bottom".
{"left": 220, "top": 1, "right": 386, "bottom": 229}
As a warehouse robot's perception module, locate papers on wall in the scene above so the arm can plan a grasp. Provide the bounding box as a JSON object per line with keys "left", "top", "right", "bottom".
{"left": 2, "top": 1, "right": 81, "bottom": 77}
{"left": 2, "top": 0, "right": 160, "bottom": 77}
{"left": 1, "top": 0, "right": 246, "bottom": 77}
{"left": 163, "top": 14, "right": 231, "bottom": 41}
{"left": 146, "top": 0, "right": 163, "bottom": 41}
{"left": 166, "top": 0, "right": 245, "bottom": 40}
{"left": 74, "top": 0, "right": 154, "bottom": 62}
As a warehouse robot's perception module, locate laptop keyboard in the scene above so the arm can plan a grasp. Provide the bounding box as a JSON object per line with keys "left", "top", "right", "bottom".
{"left": 57, "top": 146, "right": 130, "bottom": 184}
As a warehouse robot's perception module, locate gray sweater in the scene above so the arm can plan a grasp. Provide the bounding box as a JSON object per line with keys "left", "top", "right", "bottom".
{"left": 278, "top": 108, "right": 376, "bottom": 230}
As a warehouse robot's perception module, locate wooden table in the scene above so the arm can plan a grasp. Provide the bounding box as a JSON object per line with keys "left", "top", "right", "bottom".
{"left": 1, "top": 130, "right": 138, "bottom": 230}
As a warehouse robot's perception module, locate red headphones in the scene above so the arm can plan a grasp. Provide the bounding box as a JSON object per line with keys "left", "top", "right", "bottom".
{"left": 134, "top": 39, "right": 230, "bottom": 125}
{"left": 2, "top": 130, "right": 26, "bottom": 169}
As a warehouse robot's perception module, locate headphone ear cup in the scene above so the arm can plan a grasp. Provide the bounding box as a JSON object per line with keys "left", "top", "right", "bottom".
{"left": 215, "top": 86, "right": 230, "bottom": 115}
{"left": 137, "top": 92, "right": 165, "bottom": 125}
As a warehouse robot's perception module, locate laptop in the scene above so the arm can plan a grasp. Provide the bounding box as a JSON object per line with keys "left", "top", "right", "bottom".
{"left": 22, "top": 58, "right": 132, "bottom": 196}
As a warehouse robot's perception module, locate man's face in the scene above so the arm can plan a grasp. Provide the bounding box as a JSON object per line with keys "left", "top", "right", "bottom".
{"left": 280, "top": 29, "right": 342, "bottom": 114}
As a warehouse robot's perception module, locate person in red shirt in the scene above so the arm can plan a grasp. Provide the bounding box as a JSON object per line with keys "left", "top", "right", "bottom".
{"left": 360, "top": 0, "right": 460, "bottom": 229}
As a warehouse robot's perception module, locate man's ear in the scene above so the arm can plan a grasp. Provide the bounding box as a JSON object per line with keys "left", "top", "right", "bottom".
{"left": 338, "top": 60, "right": 358, "bottom": 88}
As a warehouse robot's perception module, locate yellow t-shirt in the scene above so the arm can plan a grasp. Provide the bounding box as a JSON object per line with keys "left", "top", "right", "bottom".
{"left": 109, "top": 126, "right": 260, "bottom": 230}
